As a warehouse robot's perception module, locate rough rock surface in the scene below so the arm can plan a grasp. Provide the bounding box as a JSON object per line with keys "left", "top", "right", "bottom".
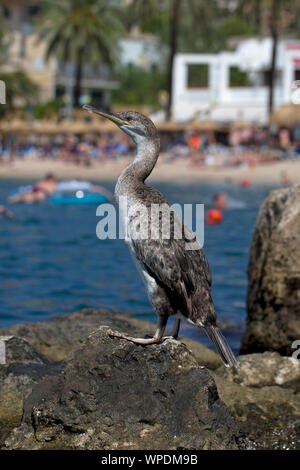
{"left": 0, "top": 336, "right": 63, "bottom": 445}
{"left": 0, "top": 308, "right": 222, "bottom": 369}
{"left": 1, "top": 310, "right": 299, "bottom": 450}
{"left": 3, "top": 327, "right": 245, "bottom": 450}
{"left": 213, "top": 352, "right": 300, "bottom": 449}
{"left": 241, "top": 184, "right": 300, "bottom": 355}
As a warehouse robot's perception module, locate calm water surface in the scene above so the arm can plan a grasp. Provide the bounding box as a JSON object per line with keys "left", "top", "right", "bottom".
{"left": 0, "top": 179, "right": 278, "bottom": 353}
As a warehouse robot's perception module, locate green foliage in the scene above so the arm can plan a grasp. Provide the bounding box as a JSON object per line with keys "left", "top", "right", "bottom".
{"left": 125, "top": 0, "right": 220, "bottom": 53}
{"left": 229, "top": 67, "right": 253, "bottom": 87}
{"left": 0, "top": 71, "right": 38, "bottom": 111}
{"left": 121, "top": 0, "right": 169, "bottom": 36}
{"left": 235, "top": 0, "right": 300, "bottom": 36}
{"left": 219, "top": 17, "right": 257, "bottom": 38}
{"left": 124, "top": 0, "right": 300, "bottom": 55}
{"left": 0, "top": 18, "right": 36, "bottom": 116}
{"left": 38, "top": 0, "right": 124, "bottom": 65}
{"left": 124, "top": 0, "right": 255, "bottom": 54}
{"left": 112, "top": 65, "right": 165, "bottom": 107}
{"left": 33, "top": 98, "right": 64, "bottom": 119}
{"left": 0, "top": 15, "right": 11, "bottom": 65}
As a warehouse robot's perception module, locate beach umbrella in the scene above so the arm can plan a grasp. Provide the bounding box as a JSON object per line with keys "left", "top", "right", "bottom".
{"left": 155, "top": 121, "right": 186, "bottom": 132}
{"left": 91, "top": 119, "right": 122, "bottom": 133}
{"left": 0, "top": 118, "right": 31, "bottom": 134}
{"left": 35, "top": 119, "right": 121, "bottom": 134}
{"left": 31, "top": 120, "right": 60, "bottom": 134}
{"left": 186, "top": 119, "right": 223, "bottom": 131}
{"left": 270, "top": 104, "right": 300, "bottom": 127}
{"left": 58, "top": 120, "right": 88, "bottom": 134}
{"left": 230, "top": 120, "right": 254, "bottom": 130}
{"left": 75, "top": 114, "right": 122, "bottom": 133}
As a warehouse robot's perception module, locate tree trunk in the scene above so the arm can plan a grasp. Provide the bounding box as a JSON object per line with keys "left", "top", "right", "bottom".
{"left": 73, "top": 49, "right": 83, "bottom": 108}
{"left": 165, "top": 0, "right": 181, "bottom": 121}
{"left": 268, "top": 31, "right": 278, "bottom": 119}
{"left": 268, "top": 0, "right": 280, "bottom": 119}
{"left": 254, "top": 0, "right": 261, "bottom": 32}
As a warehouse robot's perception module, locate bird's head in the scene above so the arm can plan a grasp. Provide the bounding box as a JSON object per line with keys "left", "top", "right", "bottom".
{"left": 83, "top": 105, "right": 158, "bottom": 145}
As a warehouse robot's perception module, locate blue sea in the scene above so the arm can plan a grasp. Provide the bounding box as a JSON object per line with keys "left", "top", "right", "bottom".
{"left": 0, "top": 179, "right": 277, "bottom": 353}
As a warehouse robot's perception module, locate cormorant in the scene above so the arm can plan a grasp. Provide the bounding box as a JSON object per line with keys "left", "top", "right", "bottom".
{"left": 83, "top": 105, "right": 238, "bottom": 368}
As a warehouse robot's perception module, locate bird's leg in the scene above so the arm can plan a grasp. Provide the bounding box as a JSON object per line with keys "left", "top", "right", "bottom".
{"left": 109, "top": 317, "right": 169, "bottom": 345}
{"left": 158, "top": 318, "right": 181, "bottom": 341}
{"left": 171, "top": 318, "right": 181, "bottom": 339}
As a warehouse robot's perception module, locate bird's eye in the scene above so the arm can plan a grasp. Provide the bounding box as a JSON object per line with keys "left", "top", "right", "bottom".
{"left": 127, "top": 117, "right": 132, "bottom": 121}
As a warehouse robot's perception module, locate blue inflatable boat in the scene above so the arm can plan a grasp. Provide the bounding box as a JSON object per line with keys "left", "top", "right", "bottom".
{"left": 11, "top": 180, "right": 110, "bottom": 205}
{"left": 50, "top": 181, "right": 110, "bottom": 205}
{"left": 50, "top": 191, "right": 108, "bottom": 205}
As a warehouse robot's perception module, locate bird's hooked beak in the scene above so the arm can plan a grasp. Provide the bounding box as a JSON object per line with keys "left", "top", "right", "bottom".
{"left": 82, "top": 105, "right": 131, "bottom": 128}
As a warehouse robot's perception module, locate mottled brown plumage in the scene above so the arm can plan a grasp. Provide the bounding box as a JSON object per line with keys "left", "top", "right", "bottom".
{"left": 83, "top": 105, "right": 237, "bottom": 367}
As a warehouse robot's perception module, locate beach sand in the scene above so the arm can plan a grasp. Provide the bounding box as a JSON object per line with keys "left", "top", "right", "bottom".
{"left": 1, "top": 155, "right": 300, "bottom": 184}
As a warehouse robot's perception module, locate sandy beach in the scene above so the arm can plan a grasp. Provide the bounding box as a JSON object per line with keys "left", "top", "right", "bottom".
{"left": 1, "top": 155, "right": 300, "bottom": 184}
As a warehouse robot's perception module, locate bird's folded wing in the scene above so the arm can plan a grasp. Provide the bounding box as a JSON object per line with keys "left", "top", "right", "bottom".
{"left": 132, "top": 234, "right": 211, "bottom": 317}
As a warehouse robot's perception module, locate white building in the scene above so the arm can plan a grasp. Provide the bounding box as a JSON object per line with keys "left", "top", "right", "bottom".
{"left": 120, "top": 31, "right": 162, "bottom": 70}
{"left": 172, "top": 38, "right": 300, "bottom": 124}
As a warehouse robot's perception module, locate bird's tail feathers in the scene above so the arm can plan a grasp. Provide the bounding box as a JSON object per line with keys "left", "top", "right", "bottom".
{"left": 202, "top": 324, "right": 238, "bottom": 368}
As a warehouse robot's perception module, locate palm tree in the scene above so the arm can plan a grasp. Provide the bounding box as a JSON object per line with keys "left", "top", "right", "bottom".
{"left": 38, "top": 0, "right": 124, "bottom": 107}
{"left": 128, "top": 0, "right": 216, "bottom": 121}
{"left": 166, "top": 0, "right": 180, "bottom": 122}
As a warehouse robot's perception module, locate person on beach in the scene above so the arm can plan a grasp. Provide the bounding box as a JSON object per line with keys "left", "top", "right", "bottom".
{"left": 280, "top": 170, "right": 292, "bottom": 186}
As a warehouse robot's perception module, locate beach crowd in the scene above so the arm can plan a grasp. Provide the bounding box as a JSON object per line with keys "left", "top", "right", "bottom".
{"left": 1, "top": 126, "right": 300, "bottom": 170}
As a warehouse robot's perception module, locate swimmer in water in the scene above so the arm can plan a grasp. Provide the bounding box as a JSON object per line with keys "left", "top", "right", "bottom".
{"left": 9, "top": 173, "right": 57, "bottom": 204}
{"left": 213, "top": 192, "right": 228, "bottom": 210}
{"left": 0, "top": 205, "right": 14, "bottom": 219}
{"left": 9, "top": 174, "right": 114, "bottom": 204}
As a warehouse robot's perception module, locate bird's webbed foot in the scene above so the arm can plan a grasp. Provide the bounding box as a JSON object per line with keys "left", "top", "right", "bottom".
{"left": 109, "top": 320, "right": 172, "bottom": 345}
{"left": 109, "top": 331, "right": 172, "bottom": 345}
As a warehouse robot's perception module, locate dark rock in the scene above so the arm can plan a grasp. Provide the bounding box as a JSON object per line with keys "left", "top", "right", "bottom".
{"left": 212, "top": 352, "right": 300, "bottom": 449}
{"left": 3, "top": 327, "right": 245, "bottom": 450}
{"left": 0, "top": 308, "right": 222, "bottom": 369}
{"left": 0, "top": 309, "right": 126, "bottom": 363}
{"left": 2, "top": 313, "right": 299, "bottom": 450}
{"left": 0, "top": 336, "right": 63, "bottom": 446}
{"left": 241, "top": 184, "right": 300, "bottom": 355}
{"left": 0, "top": 335, "right": 46, "bottom": 365}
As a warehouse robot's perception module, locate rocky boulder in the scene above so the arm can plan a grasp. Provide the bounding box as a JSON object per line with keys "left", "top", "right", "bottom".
{"left": 0, "top": 308, "right": 222, "bottom": 369}
{"left": 1, "top": 311, "right": 299, "bottom": 450}
{"left": 241, "top": 184, "right": 300, "bottom": 355}
{"left": 213, "top": 352, "right": 300, "bottom": 449}
{"left": 0, "top": 336, "right": 63, "bottom": 446}
{"left": 3, "top": 327, "right": 245, "bottom": 450}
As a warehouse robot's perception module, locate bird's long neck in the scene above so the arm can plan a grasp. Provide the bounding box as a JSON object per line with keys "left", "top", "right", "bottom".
{"left": 115, "top": 136, "right": 160, "bottom": 198}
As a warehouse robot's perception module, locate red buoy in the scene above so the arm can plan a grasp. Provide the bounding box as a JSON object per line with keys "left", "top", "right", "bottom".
{"left": 206, "top": 208, "right": 223, "bottom": 225}
{"left": 240, "top": 178, "right": 250, "bottom": 187}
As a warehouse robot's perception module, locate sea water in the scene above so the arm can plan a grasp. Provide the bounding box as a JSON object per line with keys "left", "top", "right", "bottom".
{"left": 0, "top": 179, "right": 278, "bottom": 353}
